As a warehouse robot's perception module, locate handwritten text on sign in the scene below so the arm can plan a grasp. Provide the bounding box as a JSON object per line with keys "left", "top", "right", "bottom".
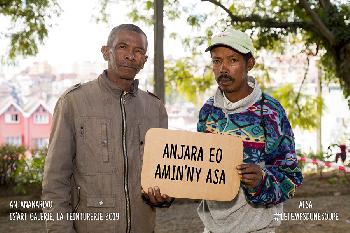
{"left": 141, "top": 128, "right": 243, "bottom": 201}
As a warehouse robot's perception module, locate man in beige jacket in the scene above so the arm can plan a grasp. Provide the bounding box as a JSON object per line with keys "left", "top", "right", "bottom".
{"left": 42, "top": 24, "right": 172, "bottom": 233}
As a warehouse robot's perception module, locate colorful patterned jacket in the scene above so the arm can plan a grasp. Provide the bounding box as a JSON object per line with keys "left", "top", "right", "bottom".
{"left": 197, "top": 89, "right": 303, "bottom": 206}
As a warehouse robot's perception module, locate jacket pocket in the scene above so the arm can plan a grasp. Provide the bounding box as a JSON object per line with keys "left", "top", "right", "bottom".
{"left": 101, "top": 123, "right": 109, "bottom": 162}
{"left": 85, "top": 197, "right": 117, "bottom": 232}
{"left": 75, "top": 117, "right": 113, "bottom": 174}
{"left": 87, "top": 197, "right": 116, "bottom": 208}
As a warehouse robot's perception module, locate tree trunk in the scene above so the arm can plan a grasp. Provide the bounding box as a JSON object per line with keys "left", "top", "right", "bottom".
{"left": 154, "top": 0, "right": 165, "bottom": 103}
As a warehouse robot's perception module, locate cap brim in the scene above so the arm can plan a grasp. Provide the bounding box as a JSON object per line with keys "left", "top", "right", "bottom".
{"left": 205, "top": 43, "right": 227, "bottom": 52}
{"left": 205, "top": 43, "right": 252, "bottom": 56}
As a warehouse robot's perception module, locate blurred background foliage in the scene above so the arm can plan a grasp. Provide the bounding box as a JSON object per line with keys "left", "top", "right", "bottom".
{"left": 0, "top": 0, "right": 61, "bottom": 62}
{"left": 2, "top": 0, "right": 350, "bottom": 131}
{"left": 0, "top": 144, "right": 46, "bottom": 194}
{"left": 95, "top": 0, "right": 349, "bottom": 130}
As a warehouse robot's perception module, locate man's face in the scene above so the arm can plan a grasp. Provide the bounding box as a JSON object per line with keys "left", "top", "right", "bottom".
{"left": 106, "top": 30, "right": 148, "bottom": 80}
{"left": 210, "top": 46, "right": 254, "bottom": 94}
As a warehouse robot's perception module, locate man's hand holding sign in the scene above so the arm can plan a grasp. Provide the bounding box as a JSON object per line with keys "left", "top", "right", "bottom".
{"left": 237, "top": 164, "right": 264, "bottom": 189}
{"left": 141, "top": 128, "right": 243, "bottom": 201}
{"left": 141, "top": 186, "right": 174, "bottom": 208}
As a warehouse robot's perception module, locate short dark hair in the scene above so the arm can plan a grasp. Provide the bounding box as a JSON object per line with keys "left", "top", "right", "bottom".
{"left": 107, "top": 24, "right": 148, "bottom": 48}
{"left": 243, "top": 52, "right": 253, "bottom": 64}
{"left": 210, "top": 44, "right": 253, "bottom": 63}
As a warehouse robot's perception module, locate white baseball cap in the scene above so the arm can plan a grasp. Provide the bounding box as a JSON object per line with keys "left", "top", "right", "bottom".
{"left": 205, "top": 28, "right": 255, "bottom": 57}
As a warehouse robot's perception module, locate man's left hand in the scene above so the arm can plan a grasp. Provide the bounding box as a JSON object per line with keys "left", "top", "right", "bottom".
{"left": 236, "top": 164, "right": 264, "bottom": 189}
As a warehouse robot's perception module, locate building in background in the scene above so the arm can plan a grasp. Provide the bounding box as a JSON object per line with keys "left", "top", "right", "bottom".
{"left": 0, "top": 97, "right": 52, "bottom": 149}
{"left": 0, "top": 96, "right": 25, "bottom": 146}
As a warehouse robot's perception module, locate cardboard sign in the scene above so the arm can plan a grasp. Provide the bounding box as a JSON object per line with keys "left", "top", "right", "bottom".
{"left": 141, "top": 128, "right": 243, "bottom": 201}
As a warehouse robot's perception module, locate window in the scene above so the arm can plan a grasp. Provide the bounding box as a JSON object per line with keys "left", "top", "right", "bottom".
{"left": 33, "top": 138, "right": 49, "bottom": 148}
{"left": 34, "top": 114, "right": 49, "bottom": 124}
{"left": 5, "top": 113, "right": 20, "bottom": 123}
{"left": 5, "top": 136, "right": 22, "bottom": 146}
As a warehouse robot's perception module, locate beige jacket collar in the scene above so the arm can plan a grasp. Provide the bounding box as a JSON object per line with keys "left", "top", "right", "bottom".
{"left": 99, "top": 70, "right": 139, "bottom": 96}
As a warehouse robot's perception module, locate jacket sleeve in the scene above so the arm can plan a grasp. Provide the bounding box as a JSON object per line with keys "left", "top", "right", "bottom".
{"left": 197, "top": 105, "right": 209, "bottom": 133}
{"left": 159, "top": 101, "right": 168, "bottom": 129}
{"left": 243, "top": 108, "right": 303, "bottom": 206}
{"left": 42, "top": 96, "right": 76, "bottom": 233}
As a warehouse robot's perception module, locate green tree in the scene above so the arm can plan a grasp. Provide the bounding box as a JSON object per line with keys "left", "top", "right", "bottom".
{"left": 270, "top": 84, "right": 323, "bottom": 129}
{"left": 0, "top": 0, "right": 61, "bottom": 62}
{"left": 97, "top": 0, "right": 350, "bottom": 130}
{"left": 165, "top": 56, "right": 214, "bottom": 106}
{"left": 97, "top": 0, "right": 349, "bottom": 94}
{"left": 196, "top": 0, "right": 350, "bottom": 104}
{"left": 11, "top": 147, "right": 47, "bottom": 194}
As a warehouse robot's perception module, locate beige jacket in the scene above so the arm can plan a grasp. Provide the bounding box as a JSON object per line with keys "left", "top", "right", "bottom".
{"left": 42, "top": 71, "right": 168, "bottom": 233}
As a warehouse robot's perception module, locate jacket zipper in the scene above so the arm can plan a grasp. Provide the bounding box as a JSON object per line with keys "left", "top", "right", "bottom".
{"left": 120, "top": 92, "right": 131, "bottom": 233}
{"left": 73, "top": 186, "right": 81, "bottom": 213}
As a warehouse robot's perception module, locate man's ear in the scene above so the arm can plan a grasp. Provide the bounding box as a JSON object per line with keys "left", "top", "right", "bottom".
{"left": 101, "top": 46, "right": 109, "bottom": 61}
{"left": 140, "top": 55, "right": 148, "bottom": 69}
{"left": 247, "top": 57, "right": 255, "bottom": 71}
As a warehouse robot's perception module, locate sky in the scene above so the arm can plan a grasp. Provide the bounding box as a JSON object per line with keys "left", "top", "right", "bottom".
{"left": 2, "top": 0, "right": 138, "bottom": 74}
{"left": 0, "top": 0, "right": 215, "bottom": 77}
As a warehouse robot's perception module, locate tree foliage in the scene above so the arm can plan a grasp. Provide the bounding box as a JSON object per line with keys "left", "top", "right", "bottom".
{"left": 0, "top": 144, "right": 47, "bottom": 194}
{"left": 197, "top": 0, "right": 350, "bottom": 105}
{"left": 270, "top": 84, "right": 323, "bottom": 129}
{"left": 165, "top": 56, "right": 214, "bottom": 106}
{"left": 0, "top": 0, "right": 61, "bottom": 62}
{"left": 11, "top": 147, "right": 47, "bottom": 194}
{"left": 96, "top": 0, "right": 349, "bottom": 130}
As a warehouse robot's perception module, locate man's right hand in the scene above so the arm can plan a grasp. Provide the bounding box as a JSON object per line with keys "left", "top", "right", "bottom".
{"left": 141, "top": 186, "right": 174, "bottom": 207}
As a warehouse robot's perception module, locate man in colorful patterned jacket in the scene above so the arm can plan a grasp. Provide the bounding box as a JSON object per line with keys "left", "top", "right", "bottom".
{"left": 197, "top": 28, "right": 303, "bottom": 233}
